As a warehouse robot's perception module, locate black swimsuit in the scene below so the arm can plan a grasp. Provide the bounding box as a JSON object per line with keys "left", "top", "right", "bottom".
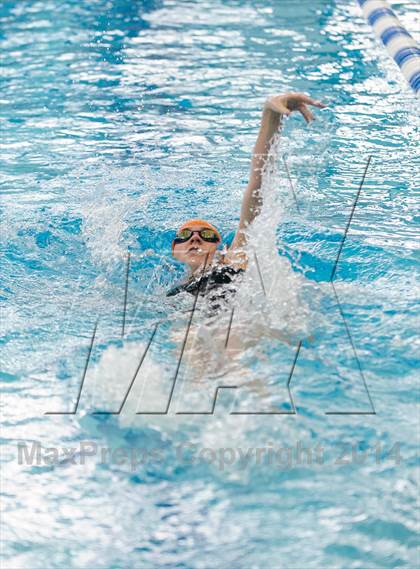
{"left": 166, "top": 264, "right": 244, "bottom": 312}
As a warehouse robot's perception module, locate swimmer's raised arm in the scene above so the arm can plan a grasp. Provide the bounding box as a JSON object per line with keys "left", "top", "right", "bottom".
{"left": 228, "top": 93, "right": 326, "bottom": 254}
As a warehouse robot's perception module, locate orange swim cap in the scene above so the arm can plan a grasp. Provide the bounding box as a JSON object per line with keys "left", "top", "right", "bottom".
{"left": 172, "top": 219, "right": 222, "bottom": 253}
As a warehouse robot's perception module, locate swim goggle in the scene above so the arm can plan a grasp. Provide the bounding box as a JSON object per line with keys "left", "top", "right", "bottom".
{"left": 173, "top": 228, "right": 221, "bottom": 245}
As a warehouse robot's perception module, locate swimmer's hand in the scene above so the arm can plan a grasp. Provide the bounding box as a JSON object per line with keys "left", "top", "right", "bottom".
{"left": 264, "top": 92, "right": 326, "bottom": 123}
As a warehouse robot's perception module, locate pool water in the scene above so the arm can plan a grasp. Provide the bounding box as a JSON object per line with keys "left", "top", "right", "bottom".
{"left": 1, "top": 0, "right": 419, "bottom": 567}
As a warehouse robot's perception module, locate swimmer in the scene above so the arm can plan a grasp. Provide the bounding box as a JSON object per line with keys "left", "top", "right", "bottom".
{"left": 167, "top": 92, "right": 326, "bottom": 301}
{"left": 165, "top": 93, "right": 325, "bottom": 390}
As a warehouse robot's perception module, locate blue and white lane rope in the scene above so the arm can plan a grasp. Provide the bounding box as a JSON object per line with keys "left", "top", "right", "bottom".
{"left": 357, "top": 0, "right": 420, "bottom": 96}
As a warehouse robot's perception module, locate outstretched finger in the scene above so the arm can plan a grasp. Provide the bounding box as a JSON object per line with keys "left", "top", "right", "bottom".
{"left": 299, "top": 104, "right": 315, "bottom": 123}
{"left": 311, "top": 99, "right": 327, "bottom": 108}
{"left": 298, "top": 94, "right": 326, "bottom": 108}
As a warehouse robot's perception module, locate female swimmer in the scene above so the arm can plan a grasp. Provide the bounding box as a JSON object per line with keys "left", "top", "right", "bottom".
{"left": 167, "top": 92, "right": 325, "bottom": 304}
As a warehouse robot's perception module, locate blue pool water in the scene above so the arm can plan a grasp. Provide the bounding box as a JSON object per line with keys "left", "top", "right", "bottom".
{"left": 1, "top": 0, "right": 419, "bottom": 567}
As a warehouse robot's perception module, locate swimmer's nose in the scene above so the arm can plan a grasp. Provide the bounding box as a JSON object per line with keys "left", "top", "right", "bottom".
{"left": 188, "top": 232, "right": 205, "bottom": 252}
{"left": 190, "top": 233, "right": 203, "bottom": 244}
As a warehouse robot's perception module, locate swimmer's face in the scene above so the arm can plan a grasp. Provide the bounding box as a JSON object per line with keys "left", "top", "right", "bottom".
{"left": 172, "top": 226, "right": 220, "bottom": 268}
